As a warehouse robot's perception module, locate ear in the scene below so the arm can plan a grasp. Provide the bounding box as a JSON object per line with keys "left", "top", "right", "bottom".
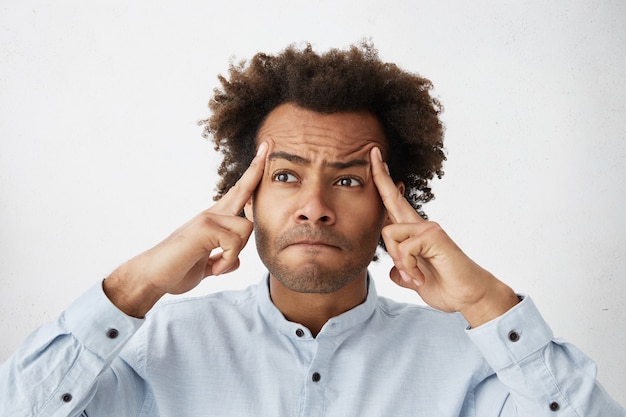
{"left": 383, "top": 181, "right": 405, "bottom": 226}
{"left": 244, "top": 197, "right": 254, "bottom": 222}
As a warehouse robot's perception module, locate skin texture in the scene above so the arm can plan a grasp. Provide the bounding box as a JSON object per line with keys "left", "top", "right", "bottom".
{"left": 369, "top": 146, "right": 520, "bottom": 327}
{"left": 204, "top": 42, "right": 445, "bottom": 224}
{"left": 103, "top": 143, "right": 269, "bottom": 318}
{"left": 245, "top": 103, "right": 389, "bottom": 334}
{"left": 104, "top": 104, "right": 518, "bottom": 331}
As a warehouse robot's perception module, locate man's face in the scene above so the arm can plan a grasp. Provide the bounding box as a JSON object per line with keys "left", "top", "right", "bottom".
{"left": 247, "top": 103, "right": 388, "bottom": 294}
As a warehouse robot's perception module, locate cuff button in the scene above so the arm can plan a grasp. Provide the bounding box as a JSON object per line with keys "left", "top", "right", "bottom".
{"left": 508, "top": 330, "right": 520, "bottom": 342}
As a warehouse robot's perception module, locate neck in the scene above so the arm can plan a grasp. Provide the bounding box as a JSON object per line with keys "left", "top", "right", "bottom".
{"left": 269, "top": 272, "right": 368, "bottom": 337}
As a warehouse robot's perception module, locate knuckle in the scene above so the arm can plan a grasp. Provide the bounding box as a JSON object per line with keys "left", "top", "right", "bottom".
{"left": 424, "top": 221, "right": 447, "bottom": 238}
{"left": 197, "top": 211, "right": 218, "bottom": 226}
{"left": 380, "top": 225, "right": 393, "bottom": 239}
{"left": 228, "top": 180, "right": 244, "bottom": 197}
{"left": 426, "top": 220, "right": 441, "bottom": 229}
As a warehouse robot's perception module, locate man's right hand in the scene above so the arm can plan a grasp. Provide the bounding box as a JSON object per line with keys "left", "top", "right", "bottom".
{"left": 103, "top": 142, "right": 268, "bottom": 317}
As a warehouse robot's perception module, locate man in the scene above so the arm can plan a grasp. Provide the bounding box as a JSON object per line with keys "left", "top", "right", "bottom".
{"left": 1, "top": 42, "right": 624, "bottom": 416}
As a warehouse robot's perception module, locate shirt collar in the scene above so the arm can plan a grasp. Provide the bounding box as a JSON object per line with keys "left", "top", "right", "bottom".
{"left": 256, "top": 272, "right": 379, "bottom": 339}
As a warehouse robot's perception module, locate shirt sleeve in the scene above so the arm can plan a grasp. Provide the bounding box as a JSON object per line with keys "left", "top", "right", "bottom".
{"left": 467, "top": 295, "right": 626, "bottom": 416}
{"left": 0, "top": 281, "right": 145, "bottom": 417}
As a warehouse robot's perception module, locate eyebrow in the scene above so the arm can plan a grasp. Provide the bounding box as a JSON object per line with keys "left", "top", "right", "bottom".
{"left": 268, "top": 151, "right": 370, "bottom": 170}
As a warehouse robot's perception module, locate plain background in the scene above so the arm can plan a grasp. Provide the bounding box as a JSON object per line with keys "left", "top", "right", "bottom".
{"left": 1, "top": 0, "right": 625, "bottom": 407}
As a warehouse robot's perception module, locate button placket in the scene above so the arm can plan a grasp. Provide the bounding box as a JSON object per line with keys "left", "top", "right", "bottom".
{"left": 301, "top": 334, "right": 336, "bottom": 415}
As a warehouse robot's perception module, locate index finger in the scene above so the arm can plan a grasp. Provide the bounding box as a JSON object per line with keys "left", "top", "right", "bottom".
{"left": 370, "top": 147, "right": 423, "bottom": 224}
{"left": 212, "top": 142, "right": 268, "bottom": 216}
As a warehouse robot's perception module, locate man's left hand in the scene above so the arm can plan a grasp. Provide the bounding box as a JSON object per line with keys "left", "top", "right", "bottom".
{"left": 370, "top": 147, "right": 519, "bottom": 327}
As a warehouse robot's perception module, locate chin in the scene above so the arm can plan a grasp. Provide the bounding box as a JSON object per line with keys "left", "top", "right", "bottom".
{"left": 269, "top": 262, "right": 363, "bottom": 294}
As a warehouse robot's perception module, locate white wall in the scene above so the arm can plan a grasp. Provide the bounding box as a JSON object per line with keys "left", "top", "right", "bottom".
{"left": 1, "top": 0, "right": 625, "bottom": 406}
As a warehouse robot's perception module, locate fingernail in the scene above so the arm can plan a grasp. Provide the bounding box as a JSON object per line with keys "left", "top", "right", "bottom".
{"left": 256, "top": 142, "right": 267, "bottom": 157}
{"left": 399, "top": 270, "right": 411, "bottom": 283}
{"left": 221, "top": 266, "right": 235, "bottom": 275}
{"left": 217, "top": 264, "right": 236, "bottom": 276}
{"left": 374, "top": 147, "right": 383, "bottom": 161}
{"left": 383, "top": 162, "right": 390, "bottom": 175}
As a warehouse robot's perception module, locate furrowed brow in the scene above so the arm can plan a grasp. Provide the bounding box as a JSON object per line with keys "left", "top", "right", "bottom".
{"left": 268, "top": 151, "right": 369, "bottom": 170}
{"left": 325, "top": 159, "right": 370, "bottom": 170}
{"left": 268, "top": 151, "right": 310, "bottom": 165}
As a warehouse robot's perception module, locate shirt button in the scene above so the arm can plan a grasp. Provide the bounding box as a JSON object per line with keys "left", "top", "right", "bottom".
{"left": 295, "top": 328, "right": 305, "bottom": 338}
{"left": 61, "top": 393, "right": 73, "bottom": 403}
{"left": 549, "top": 401, "right": 560, "bottom": 411}
{"left": 312, "top": 372, "right": 321, "bottom": 382}
{"left": 508, "top": 330, "right": 520, "bottom": 342}
{"left": 106, "top": 328, "right": 119, "bottom": 339}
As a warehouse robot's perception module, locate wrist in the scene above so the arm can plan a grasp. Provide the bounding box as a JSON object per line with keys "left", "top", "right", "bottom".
{"left": 103, "top": 264, "right": 165, "bottom": 318}
{"left": 460, "top": 281, "right": 520, "bottom": 328}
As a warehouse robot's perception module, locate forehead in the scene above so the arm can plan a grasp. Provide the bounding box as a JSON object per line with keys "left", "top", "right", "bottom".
{"left": 256, "top": 103, "right": 388, "bottom": 159}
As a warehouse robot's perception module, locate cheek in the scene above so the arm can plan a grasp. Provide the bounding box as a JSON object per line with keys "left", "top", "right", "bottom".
{"left": 251, "top": 190, "right": 286, "bottom": 227}
{"left": 251, "top": 178, "right": 272, "bottom": 212}
{"left": 338, "top": 193, "right": 385, "bottom": 230}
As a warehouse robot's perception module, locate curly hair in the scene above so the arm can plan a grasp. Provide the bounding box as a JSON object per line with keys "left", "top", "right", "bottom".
{"left": 200, "top": 40, "right": 446, "bottom": 219}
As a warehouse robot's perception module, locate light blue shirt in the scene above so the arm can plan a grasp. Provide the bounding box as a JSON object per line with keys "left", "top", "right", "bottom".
{"left": 1, "top": 275, "right": 624, "bottom": 416}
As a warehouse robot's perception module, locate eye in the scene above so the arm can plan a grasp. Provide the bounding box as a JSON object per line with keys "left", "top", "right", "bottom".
{"left": 335, "top": 177, "right": 362, "bottom": 187}
{"left": 273, "top": 171, "right": 298, "bottom": 183}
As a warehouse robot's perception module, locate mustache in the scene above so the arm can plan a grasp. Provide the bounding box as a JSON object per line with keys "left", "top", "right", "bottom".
{"left": 275, "top": 225, "right": 352, "bottom": 250}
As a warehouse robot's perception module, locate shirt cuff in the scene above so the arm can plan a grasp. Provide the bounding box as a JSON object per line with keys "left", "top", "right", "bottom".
{"left": 60, "top": 281, "right": 144, "bottom": 362}
{"left": 466, "top": 295, "right": 554, "bottom": 372}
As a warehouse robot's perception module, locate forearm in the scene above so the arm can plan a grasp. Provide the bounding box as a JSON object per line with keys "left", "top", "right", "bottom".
{"left": 0, "top": 282, "right": 143, "bottom": 417}
{"left": 104, "top": 262, "right": 166, "bottom": 318}
{"left": 469, "top": 296, "right": 626, "bottom": 416}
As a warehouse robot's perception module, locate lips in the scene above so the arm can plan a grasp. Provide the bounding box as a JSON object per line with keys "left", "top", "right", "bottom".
{"left": 277, "top": 226, "right": 350, "bottom": 251}
{"left": 288, "top": 240, "right": 339, "bottom": 248}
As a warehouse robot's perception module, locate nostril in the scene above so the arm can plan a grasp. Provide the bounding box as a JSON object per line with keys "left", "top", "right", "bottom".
{"left": 297, "top": 214, "right": 331, "bottom": 223}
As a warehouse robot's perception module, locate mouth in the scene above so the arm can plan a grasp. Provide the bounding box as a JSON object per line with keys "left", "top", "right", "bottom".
{"left": 287, "top": 240, "right": 340, "bottom": 250}
{"left": 277, "top": 226, "right": 349, "bottom": 252}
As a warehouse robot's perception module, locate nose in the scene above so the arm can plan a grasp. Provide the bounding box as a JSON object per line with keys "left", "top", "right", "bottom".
{"left": 294, "top": 183, "right": 336, "bottom": 226}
